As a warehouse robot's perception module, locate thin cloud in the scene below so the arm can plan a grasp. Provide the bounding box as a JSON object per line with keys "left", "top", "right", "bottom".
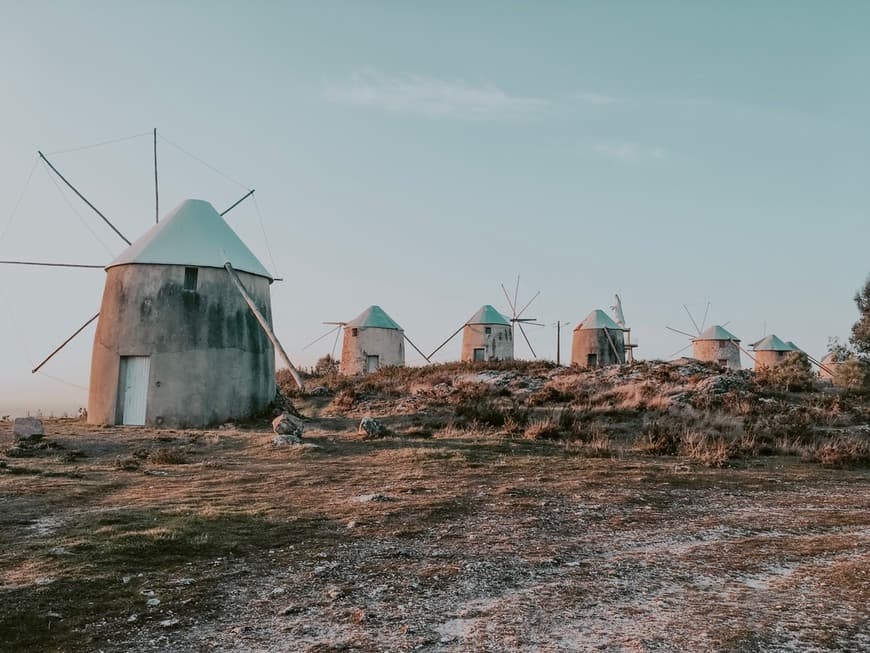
{"left": 575, "top": 91, "right": 621, "bottom": 105}
{"left": 324, "top": 70, "right": 548, "bottom": 120}
{"left": 594, "top": 141, "right": 668, "bottom": 161}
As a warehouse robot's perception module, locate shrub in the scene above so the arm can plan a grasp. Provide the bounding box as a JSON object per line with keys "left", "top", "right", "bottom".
{"left": 755, "top": 352, "right": 815, "bottom": 392}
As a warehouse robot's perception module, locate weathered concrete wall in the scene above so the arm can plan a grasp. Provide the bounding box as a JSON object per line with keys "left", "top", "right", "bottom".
{"left": 88, "top": 264, "right": 275, "bottom": 428}
{"left": 340, "top": 327, "right": 405, "bottom": 375}
{"left": 754, "top": 350, "right": 787, "bottom": 370}
{"left": 693, "top": 340, "right": 741, "bottom": 370}
{"left": 461, "top": 324, "right": 513, "bottom": 361}
{"left": 571, "top": 328, "right": 625, "bottom": 368}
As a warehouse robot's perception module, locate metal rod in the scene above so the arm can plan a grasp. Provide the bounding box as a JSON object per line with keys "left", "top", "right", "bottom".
{"left": 153, "top": 128, "right": 159, "bottom": 224}
{"left": 331, "top": 327, "right": 342, "bottom": 358}
{"left": 428, "top": 323, "right": 466, "bottom": 360}
{"left": 37, "top": 151, "right": 131, "bottom": 245}
{"left": 220, "top": 189, "right": 255, "bottom": 217}
{"left": 516, "top": 290, "right": 540, "bottom": 320}
{"left": 303, "top": 325, "right": 342, "bottom": 350}
{"left": 666, "top": 325, "right": 698, "bottom": 339}
{"left": 683, "top": 304, "right": 701, "bottom": 335}
{"left": 501, "top": 284, "right": 516, "bottom": 315}
{"left": 404, "top": 334, "right": 431, "bottom": 363}
{"left": 0, "top": 260, "right": 104, "bottom": 269}
{"left": 32, "top": 312, "right": 100, "bottom": 374}
{"left": 700, "top": 301, "right": 710, "bottom": 332}
{"left": 224, "top": 263, "right": 304, "bottom": 390}
{"left": 556, "top": 321, "right": 561, "bottom": 366}
{"left": 518, "top": 322, "right": 536, "bottom": 358}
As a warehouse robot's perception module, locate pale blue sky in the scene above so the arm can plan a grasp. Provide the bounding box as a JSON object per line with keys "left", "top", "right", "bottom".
{"left": 1, "top": 2, "right": 868, "bottom": 414}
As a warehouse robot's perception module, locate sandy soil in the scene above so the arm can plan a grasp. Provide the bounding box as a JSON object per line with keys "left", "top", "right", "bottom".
{"left": 1, "top": 418, "right": 868, "bottom": 652}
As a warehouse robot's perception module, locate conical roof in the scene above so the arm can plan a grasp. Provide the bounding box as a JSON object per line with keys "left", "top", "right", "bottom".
{"left": 107, "top": 199, "right": 272, "bottom": 280}
{"left": 575, "top": 309, "right": 621, "bottom": 331}
{"left": 693, "top": 325, "right": 739, "bottom": 342}
{"left": 750, "top": 334, "right": 790, "bottom": 351}
{"left": 347, "top": 305, "right": 402, "bottom": 330}
{"left": 784, "top": 341, "right": 802, "bottom": 352}
{"left": 467, "top": 305, "right": 510, "bottom": 326}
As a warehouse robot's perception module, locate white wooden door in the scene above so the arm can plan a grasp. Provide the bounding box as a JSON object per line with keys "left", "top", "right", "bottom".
{"left": 365, "top": 355, "right": 380, "bottom": 373}
{"left": 120, "top": 356, "right": 150, "bottom": 425}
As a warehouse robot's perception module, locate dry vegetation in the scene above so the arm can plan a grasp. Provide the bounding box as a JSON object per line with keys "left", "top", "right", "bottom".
{"left": 1, "top": 359, "right": 868, "bottom": 651}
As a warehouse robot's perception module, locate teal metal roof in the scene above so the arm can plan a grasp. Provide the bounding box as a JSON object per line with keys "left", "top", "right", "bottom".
{"left": 107, "top": 199, "right": 272, "bottom": 280}
{"left": 784, "top": 341, "right": 802, "bottom": 352}
{"left": 347, "top": 305, "right": 402, "bottom": 330}
{"left": 694, "top": 325, "right": 740, "bottom": 342}
{"left": 467, "top": 305, "right": 510, "bottom": 326}
{"left": 575, "top": 309, "right": 621, "bottom": 331}
{"left": 750, "top": 334, "right": 791, "bottom": 351}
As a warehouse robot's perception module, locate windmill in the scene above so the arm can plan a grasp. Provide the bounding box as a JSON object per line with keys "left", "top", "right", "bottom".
{"left": 307, "top": 306, "right": 430, "bottom": 375}
{"left": 1, "top": 131, "right": 304, "bottom": 427}
{"left": 666, "top": 303, "right": 753, "bottom": 369}
{"left": 428, "top": 277, "right": 543, "bottom": 362}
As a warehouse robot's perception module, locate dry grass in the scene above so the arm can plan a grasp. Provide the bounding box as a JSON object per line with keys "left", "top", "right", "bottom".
{"left": 1, "top": 419, "right": 868, "bottom": 652}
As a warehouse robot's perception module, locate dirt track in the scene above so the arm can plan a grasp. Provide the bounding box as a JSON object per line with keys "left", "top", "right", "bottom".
{"left": 1, "top": 420, "right": 868, "bottom": 652}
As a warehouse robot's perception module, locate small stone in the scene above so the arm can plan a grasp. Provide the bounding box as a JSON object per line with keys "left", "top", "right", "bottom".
{"left": 280, "top": 604, "right": 302, "bottom": 616}
{"left": 358, "top": 416, "right": 383, "bottom": 438}
{"left": 160, "top": 618, "right": 179, "bottom": 628}
{"left": 146, "top": 598, "right": 160, "bottom": 607}
{"left": 346, "top": 520, "right": 357, "bottom": 529}
{"left": 13, "top": 417, "right": 44, "bottom": 441}
{"left": 310, "top": 386, "right": 331, "bottom": 397}
{"left": 127, "top": 614, "right": 138, "bottom": 623}
{"left": 272, "top": 412, "right": 304, "bottom": 445}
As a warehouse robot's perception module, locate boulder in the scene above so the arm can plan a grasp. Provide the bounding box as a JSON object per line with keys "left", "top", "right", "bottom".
{"left": 358, "top": 416, "right": 383, "bottom": 438}
{"left": 13, "top": 417, "right": 44, "bottom": 442}
{"left": 272, "top": 412, "right": 304, "bottom": 445}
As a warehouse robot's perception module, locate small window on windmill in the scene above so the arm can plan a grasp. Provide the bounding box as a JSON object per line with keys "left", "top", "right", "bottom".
{"left": 183, "top": 267, "right": 198, "bottom": 291}
{"left": 484, "top": 327, "right": 492, "bottom": 335}
{"left": 351, "top": 328, "right": 358, "bottom": 337}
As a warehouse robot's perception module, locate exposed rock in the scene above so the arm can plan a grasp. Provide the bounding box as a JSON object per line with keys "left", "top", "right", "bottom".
{"left": 309, "top": 386, "right": 331, "bottom": 397}
{"left": 272, "top": 412, "right": 304, "bottom": 445}
{"left": 13, "top": 417, "right": 44, "bottom": 441}
{"left": 358, "top": 416, "right": 383, "bottom": 438}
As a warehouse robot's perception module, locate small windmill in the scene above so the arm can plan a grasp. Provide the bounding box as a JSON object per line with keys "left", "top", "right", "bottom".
{"left": 666, "top": 302, "right": 754, "bottom": 368}
{"left": 307, "top": 306, "right": 431, "bottom": 374}
{"left": 428, "top": 277, "right": 543, "bottom": 361}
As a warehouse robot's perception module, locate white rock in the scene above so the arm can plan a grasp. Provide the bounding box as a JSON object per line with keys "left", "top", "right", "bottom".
{"left": 13, "top": 417, "right": 44, "bottom": 441}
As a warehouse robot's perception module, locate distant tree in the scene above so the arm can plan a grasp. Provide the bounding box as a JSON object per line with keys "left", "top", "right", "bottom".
{"left": 851, "top": 274, "right": 870, "bottom": 358}
{"left": 833, "top": 359, "right": 867, "bottom": 389}
{"left": 826, "top": 336, "right": 853, "bottom": 363}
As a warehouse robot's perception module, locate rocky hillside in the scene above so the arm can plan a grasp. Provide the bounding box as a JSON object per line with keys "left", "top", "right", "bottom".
{"left": 279, "top": 359, "right": 870, "bottom": 468}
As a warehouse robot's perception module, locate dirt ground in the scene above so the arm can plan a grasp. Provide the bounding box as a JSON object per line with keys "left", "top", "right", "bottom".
{"left": 1, "top": 418, "right": 868, "bottom": 652}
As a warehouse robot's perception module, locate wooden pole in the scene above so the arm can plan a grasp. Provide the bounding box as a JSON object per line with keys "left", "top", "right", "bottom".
{"left": 602, "top": 327, "right": 624, "bottom": 364}
{"left": 38, "top": 151, "right": 131, "bottom": 245}
{"left": 153, "top": 128, "right": 159, "bottom": 224}
{"left": 224, "top": 263, "right": 304, "bottom": 390}
{"left": 428, "top": 323, "right": 465, "bottom": 360}
{"left": 556, "top": 321, "right": 561, "bottom": 366}
{"left": 404, "top": 334, "right": 431, "bottom": 363}
{"left": 32, "top": 313, "right": 100, "bottom": 374}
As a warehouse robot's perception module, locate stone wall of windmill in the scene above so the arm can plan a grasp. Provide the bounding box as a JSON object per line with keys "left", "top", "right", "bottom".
{"left": 571, "top": 310, "right": 626, "bottom": 368}
{"left": 461, "top": 324, "right": 513, "bottom": 361}
{"left": 341, "top": 326, "right": 405, "bottom": 374}
{"left": 692, "top": 340, "right": 741, "bottom": 369}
